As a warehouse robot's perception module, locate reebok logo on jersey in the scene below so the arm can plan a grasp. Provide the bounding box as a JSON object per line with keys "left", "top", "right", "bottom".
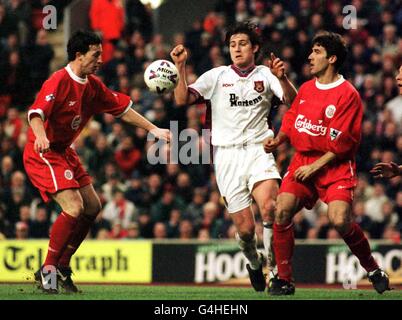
{"left": 330, "top": 128, "right": 342, "bottom": 141}
{"left": 295, "top": 115, "right": 327, "bottom": 136}
{"left": 45, "top": 94, "right": 55, "bottom": 102}
{"left": 300, "top": 99, "right": 305, "bottom": 104}
{"left": 68, "top": 101, "right": 77, "bottom": 106}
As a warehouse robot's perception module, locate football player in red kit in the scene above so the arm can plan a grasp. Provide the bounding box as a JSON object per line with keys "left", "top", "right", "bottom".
{"left": 264, "top": 32, "right": 390, "bottom": 295}
{"left": 23, "top": 30, "right": 171, "bottom": 293}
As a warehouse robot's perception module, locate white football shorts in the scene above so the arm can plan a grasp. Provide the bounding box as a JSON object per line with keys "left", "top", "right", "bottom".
{"left": 214, "top": 143, "right": 281, "bottom": 213}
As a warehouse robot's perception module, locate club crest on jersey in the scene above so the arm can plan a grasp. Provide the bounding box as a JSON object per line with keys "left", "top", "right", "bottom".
{"left": 325, "top": 105, "right": 336, "bottom": 118}
{"left": 45, "top": 94, "right": 55, "bottom": 102}
{"left": 330, "top": 128, "right": 342, "bottom": 141}
{"left": 254, "top": 81, "right": 264, "bottom": 93}
{"left": 64, "top": 170, "right": 73, "bottom": 180}
{"left": 71, "top": 115, "right": 82, "bottom": 131}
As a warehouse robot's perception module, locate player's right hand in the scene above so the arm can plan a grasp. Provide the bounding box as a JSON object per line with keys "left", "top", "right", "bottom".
{"left": 34, "top": 136, "right": 50, "bottom": 153}
{"left": 263, "top": 137, "right": 279, "bottom": 153}
{"left": 370, "top": 162, "right": 400, "bottom": 179}
{"left": 170, "top": 45, "right": 187, "bottom": 65}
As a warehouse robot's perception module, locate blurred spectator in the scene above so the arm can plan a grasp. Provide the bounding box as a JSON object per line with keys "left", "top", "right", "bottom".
{"left": 15, "top": 221, "right": 29, "bottom": 239}
{"left": 102, "top": 188, "right": 138, "bottom": 229}
{"left": 125, "top": 221, "right": 141, "bottom": 239}
{"left": 153, "top": 221, "right": 167, "bottom": 239}
{"left": 30, "top": 205, "right": 50, "bottom": 238}
{"left": 89, "top": 0, "right": 125, "bottom": 64}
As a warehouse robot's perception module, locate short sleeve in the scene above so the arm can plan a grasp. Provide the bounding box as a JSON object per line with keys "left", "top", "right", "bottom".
{"left": 28, "top": 78, "right": 59, "bottom": 123}
{"left": 264, "top": 67, "right": 283, "bottom": 101}
{"left": 94, "top": 79, "right": 132, "bottom": 117}
{"left": 327, "top": 90, "right": 363, "bottom": 159}
{"left": 188, "top": 68, "right": 218, "bottom": 100}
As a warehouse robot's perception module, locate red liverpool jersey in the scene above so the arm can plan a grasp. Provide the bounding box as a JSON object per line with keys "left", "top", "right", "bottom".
{"left": 27, "top": 64, "right": 132, "bottom": 150}
{"left": 280, "top": 76, "right": 363, "bottom": 160}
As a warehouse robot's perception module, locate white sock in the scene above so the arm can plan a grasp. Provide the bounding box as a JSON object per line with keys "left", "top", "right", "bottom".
{"left": 236, "top": 232, "right": 261, "bottom": 270}
{"left": 263, "top": 222, "right": 276, "bottom": 270}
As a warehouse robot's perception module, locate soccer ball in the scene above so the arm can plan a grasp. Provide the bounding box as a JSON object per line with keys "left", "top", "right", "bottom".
{"left": 144, "top": 59, "right": 179, "bottom": 94}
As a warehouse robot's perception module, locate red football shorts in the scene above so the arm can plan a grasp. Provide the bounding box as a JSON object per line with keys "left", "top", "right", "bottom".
{"left": 279, "top": 152, "right": 356, "bottom": 209}
{"left": 23, "top": 143, "right": 92, "bottom": 202}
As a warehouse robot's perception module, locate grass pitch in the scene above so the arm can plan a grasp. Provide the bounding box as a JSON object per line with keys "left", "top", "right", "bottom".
{"left": 0, "top": 283, "right": 401, "bottom": 300}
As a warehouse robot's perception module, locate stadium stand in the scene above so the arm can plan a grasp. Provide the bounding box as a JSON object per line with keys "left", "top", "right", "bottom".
{"left": 0, "top": 0, "right": 401, "bottom": 244}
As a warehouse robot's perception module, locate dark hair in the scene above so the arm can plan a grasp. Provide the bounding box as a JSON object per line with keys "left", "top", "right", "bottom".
{"left": 67, "top": 30, "right": 102, "bottom": 61}
{"left": 312, "top": 32, "right": 348, "bottom": 71}
{"left": 225, "top": 22, "right": 262, "bottom": 60}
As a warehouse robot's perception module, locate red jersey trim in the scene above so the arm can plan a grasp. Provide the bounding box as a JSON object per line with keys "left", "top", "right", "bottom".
{"left": 230, "top": 64, "right": 256, "bottom": 77}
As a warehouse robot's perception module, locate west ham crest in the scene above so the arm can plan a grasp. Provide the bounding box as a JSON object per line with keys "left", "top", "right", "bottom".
{"left": 254, "top": 81, "right": 264, "bottom": 93}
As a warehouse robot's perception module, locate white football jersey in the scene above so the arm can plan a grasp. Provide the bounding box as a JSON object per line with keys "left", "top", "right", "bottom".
{"left": 189, "top": 65, "right": 283, "bottom": 146}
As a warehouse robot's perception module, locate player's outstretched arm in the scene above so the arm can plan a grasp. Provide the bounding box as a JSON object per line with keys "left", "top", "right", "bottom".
{"left": 170, "top": 45, "right": 197, "bottom": 106}
{"left": 263, "top": 131, "right": 288, "bottom": 153}
{"left": 30, "top": 116, "right": 50, "bottom": 153}
{"left": 267, "top": 53, "right": 297, "bottom": 105}
{"left": 370, "top": 162, "right": 402, "bottom": 179}
{"left": 121, "top": 108, "right": 171, "bottom": 142}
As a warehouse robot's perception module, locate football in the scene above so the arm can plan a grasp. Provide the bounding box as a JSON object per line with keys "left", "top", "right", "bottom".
{"left": 144, "top": 59, "right": 179, "bottom": 94}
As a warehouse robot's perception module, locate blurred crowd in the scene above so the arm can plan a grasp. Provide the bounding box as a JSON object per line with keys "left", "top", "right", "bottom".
{"left": 0, "top": 0, "right": 401, "bottom": 243}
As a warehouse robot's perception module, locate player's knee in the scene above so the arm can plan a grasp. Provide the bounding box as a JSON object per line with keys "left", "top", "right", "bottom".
{"left": 86, "top": 198, "right": 102, "bottom": 217}
{"left": 330, "top": 214, "right": 351, "bottom": 234}
{"left": 259, "top": 199, "right": 276, "bottom": 221}
{"left": 65, "top": 200, "right": 85, "bottom": 217}
{"left": 275, "top": 205, "right": 293, "bottom": 225}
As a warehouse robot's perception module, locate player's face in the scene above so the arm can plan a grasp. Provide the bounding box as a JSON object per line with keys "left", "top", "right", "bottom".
{"left": 396, "top": 65, "right": 402, "bottom": 95}
{"left": 308, "top": 44, "right": 332, "bottom": 77}
{"left": 80, "top": 44, "right": 103, "bottom": 75}
{"left": 229, "top": 33, "right": 258, "bottom": 68}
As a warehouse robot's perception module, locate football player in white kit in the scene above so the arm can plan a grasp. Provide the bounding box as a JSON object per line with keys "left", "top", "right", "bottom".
{"left": 170, "top": 22, "right": 297, "bottom": 292}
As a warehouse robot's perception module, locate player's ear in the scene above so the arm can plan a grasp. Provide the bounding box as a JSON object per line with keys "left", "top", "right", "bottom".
{"left": 328, "top": 55, "right": 337, "bottom": 65}
{"left": 252, "top": 44, "right": 259, "bottom": 54}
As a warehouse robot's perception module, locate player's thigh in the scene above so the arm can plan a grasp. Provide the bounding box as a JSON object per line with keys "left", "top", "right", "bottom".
{"left": 230, "top": 206, "right": 256, "bottom": 237}
{"left": 51, "top": 188, "right": 84, "bottom": 217}
{"left": 275, "top": 192, "right": 304, "bottom": 224}
{"left": 214, "top": 148, "right": 251, "bottom": 213}
{"left": 79, "top": 184, "right": 102, "bottom": 217}
{"left": 251, "top": 179, "right": 279, "bottom": 219}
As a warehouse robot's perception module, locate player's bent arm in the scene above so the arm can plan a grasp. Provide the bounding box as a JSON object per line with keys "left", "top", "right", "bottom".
{"left": 279, "top": 75, "right": 298, "bottom": 106}
{"left": 120, "top": 108, "right": 171, "bottom": 142}
{"left": 29, "top": 116, "right": 50, "bottom": 153}
{"left": 173, "top": 64, "right": 198, "bottom": 106}
{"left": 310, "top": 151, "right": 337, "bottom": 172}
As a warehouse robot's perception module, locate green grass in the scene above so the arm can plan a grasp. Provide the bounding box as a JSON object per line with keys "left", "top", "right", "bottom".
{"left": 0, "top": 284, "right": 401, "bottom": 300}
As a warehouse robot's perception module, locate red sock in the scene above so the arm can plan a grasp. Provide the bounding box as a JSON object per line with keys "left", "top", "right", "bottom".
{"left": 58, "top": 214, "right": 96, "bottom": 267}
{"left": 273, "top": 222, "right": 295, "bottom": 282}
{"left": 44, "top": 211, "right": 78, "bottom": 266}
{"left": 341, "top": 223, "right": 379, "bottom": 272}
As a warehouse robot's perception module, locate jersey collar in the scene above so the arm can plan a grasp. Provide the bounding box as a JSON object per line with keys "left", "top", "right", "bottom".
{"left": 231, "top": 64, "right": 256, "bottom": 77}
{"left": 65, "top": 64, "right": 88, "bottom": 84}
{"left": 315, "top": 75, "right": 345, "bottom": 90}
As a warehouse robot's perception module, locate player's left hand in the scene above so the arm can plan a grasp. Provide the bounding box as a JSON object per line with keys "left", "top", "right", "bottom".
{"left": 267, "top": 53, "right": 286, "bottom": 80}
{"left": 294, "top": 164, "right": 319, "bottom": 182}
{"left": 149, "top": 128, "right": 172, "bottom": 143}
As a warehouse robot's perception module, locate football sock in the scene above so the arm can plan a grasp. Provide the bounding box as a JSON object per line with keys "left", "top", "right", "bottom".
{"left": 44, "top": 211, "right": 78, "bottom": 266}
{"left": 58, "top": 214, "right": 96, "bottom": 267}
{"left": 263, "top": 222, "right": 276, "bottom": 270}
{"left": 340, "top": 223, "right": 379, "bottom": 272}
{"left": 273, "top": 222, "right": 294, "bottom": 282}
{"left": 236, "top": 232, "right": 261, "bottom": 270}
